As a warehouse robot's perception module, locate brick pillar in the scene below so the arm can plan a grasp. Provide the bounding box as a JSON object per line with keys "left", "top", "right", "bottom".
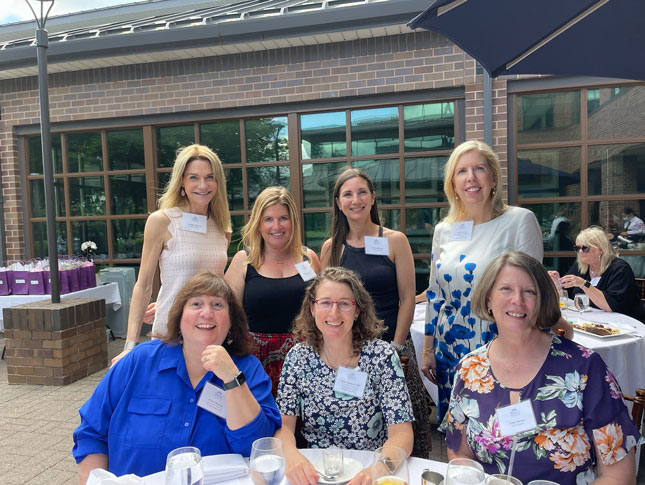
{"left": 3, "top": 298, "right": 108, "bottom": 385}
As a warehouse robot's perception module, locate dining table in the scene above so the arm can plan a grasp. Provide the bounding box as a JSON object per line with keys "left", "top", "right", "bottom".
{"left": 410, "top": 301, "right": 645, "bottom": 407}
{"left": 143, "top": 448, "right": 448, "bottom": 485}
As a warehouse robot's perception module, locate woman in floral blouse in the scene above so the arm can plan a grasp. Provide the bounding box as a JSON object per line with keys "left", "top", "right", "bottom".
{"left": 441, "top": 251, "right": 640, "bottom": 484}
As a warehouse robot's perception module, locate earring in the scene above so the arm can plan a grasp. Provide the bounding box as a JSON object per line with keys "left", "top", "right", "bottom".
{"left": 455, "top": 194, "right": 459, "bottom": 200}
{"left": 487, "top": 307, "right": 493, "bottom": 317}
{"left": 491, "top": 186, "right": 496, "bottom": 195}
{"left": 180, "top": 187, "right": 186, "bottom": 197}
{"left": 226, "top": 332, "right": 233, "bottom": 346}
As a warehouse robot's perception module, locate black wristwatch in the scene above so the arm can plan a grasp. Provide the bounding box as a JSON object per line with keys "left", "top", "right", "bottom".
{"left": 223, "top": 371, "right": 246, "bottom": 391}
{"left": 583, "top": 280, "right": 591, "bottom": 289}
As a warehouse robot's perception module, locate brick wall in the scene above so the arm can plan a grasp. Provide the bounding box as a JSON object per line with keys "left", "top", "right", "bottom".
{"left": 0, "top": 31, "right": 507, "bottom": 260}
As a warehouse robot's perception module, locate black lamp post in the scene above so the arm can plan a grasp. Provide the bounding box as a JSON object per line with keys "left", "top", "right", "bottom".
{"left": 25, "top": 0, "right": 59, "bottom": 302}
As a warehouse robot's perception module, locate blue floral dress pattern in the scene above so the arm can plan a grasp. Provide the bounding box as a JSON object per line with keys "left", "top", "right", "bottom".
{"left": 276, "top": 339, "right": 414, "bottom": 450}
{"left": 439, "top": 336, "right": 643, "bottom": 485}
{"left": 425, "top": 207, "right": 543, "bottom": 420}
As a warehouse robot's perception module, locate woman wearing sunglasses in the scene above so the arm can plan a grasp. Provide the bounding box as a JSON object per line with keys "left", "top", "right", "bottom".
{"left": 549, "top": 226, "right": 645, "bottom": 322}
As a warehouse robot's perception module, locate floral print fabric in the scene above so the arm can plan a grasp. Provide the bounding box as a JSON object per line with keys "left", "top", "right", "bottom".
{"left": 277, "top": 339, "right": 414, "bottom": 450}
{"left": 425, "top": 207, "right": 543, "bottom": 420}
{"left": 440, "top": 336, "right": 642, "bottom": 484}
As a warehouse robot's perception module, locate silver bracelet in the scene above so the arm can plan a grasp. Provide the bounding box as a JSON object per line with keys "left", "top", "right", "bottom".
{"left": 391, "top": 341, "right": 405, "bottom": 353}
{"left": 123, "top": 341, "right": 138, "bottom": 351}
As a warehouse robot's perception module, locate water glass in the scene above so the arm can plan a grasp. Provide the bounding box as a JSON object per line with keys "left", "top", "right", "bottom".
{"left": 526, "top": 481, "right": 559, "bottom": 485}
{"left": 445, "top": 458, "right": 485, "bottom": 485}
{"left": 165, "top": 446, "right": 203, "bottom": 485}
{"left": 558, "top": 295, "right": 568, "bottom": 309}
{"left": 250, "top": 437, "right": 285, "bottom": 485}
{"left": 372, "top": 446, "right": 408, "bottom": 485}
{"left": 486, "top": 474, "right": 522, "bottom": 485}
{"left": 574, "top": 293, "right": 589, "bottom": 313}
{"left": 322, "top": 446, "right": 344, "bottom": 478}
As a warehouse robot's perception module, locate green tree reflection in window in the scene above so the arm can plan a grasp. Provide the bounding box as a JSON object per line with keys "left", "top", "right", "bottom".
{"left": 28, "top": 134, "right": 62, "bottom": 175}
{"left": 109, "top": 174, "right": 147, "bottom": 214}
{"left": 157, "top": 125, "right": 194, "bottom": 168}
{"left": 67, "top": 132, "right": 103, "bottom": 172}
{"left": 69, "top": 177, "right": 106, "bottom": 216}
{"left": 108, "top": 129, "right": 145, "bottom": 170}
{"left": 245, "top": 117, "right": 289, "bottom": 163}
{"left": 200, "top": 121, "right": 241, "bottom": 164}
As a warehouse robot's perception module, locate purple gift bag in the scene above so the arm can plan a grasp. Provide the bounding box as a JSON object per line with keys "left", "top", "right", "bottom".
{"left": 78, "top": 265, "right": 89, "bottom": 290}
{"left": 10, "top": 270, "right": 29, "bottom": 295}
{"left": 0, "top": 272, "right": 9, "bottom": 296}
{"left": 28, "top": 271, "right": 45, "bottom": 295}
{"left": 82, "top": 264, "right": 96, "bottom": 288}
{"left": 43, "top": 270, "right": 51, "bottom": 294}
{"left": 59, "top": 269, "right": 71, "bottom": 294}
{"left": 69, "top": 267, "right": 81, "bottom": 292}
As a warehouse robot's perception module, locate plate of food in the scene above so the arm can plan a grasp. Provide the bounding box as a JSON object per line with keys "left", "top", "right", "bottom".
{"left": 570, "top": 320, "right": 627, "bottom": 338}
{"left": 314, "top": 458, "right": 363, "bottom": 484}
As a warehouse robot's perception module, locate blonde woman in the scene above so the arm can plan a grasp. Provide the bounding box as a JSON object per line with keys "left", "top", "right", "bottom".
{"left": 225, "top": 186, "right": 320, "bottom": 394}
{"left": 112, "top": 144, "right": 230, "bottom": 364}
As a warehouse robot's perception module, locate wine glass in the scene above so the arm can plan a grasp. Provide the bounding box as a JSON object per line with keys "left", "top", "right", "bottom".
{"left": 445, "top": 458, "right": 485, "bottom": 485}
{"left": 165, "top": 446, "right": 203, "bottom": 485}
{"left": 250, "top": 437, "right": 285, "bottom": 485}
{"left": 486, "top": 474, "right": 522, "bottom": 485}
{"left": 372, "top": 446, "right": 408, "bottom": 485}
{"left": 574, "top": 293, "right": 589, "bottom": 314}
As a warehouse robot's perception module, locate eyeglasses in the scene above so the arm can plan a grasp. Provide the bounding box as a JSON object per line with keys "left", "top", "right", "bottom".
{"left": 574, "top": 245, "right": 591, "bottom": 253}
{"left": 314, "top": 299, "right": 356, "bottom": 312}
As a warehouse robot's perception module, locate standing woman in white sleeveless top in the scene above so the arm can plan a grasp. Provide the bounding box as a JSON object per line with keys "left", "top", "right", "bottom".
{"left": 112, "top": 144, "right": 231, "bottom": 364}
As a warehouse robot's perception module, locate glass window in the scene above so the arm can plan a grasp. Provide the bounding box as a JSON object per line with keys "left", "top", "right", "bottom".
{"left": 516, "top": 91, "right": 580, "bottom": 144}
{"left": 405, "top": 208, "right": 442, "bottom": 254}
{"left": 224, "top": 168, "right": 244, "bottom": 211}
{"left": 111, "top": 219, "right": 146, "bottom": 259}
{"left": 107, "top": 129, "right": 145, "bottom": 170}
{"left": 414, "top": 258, "right": 431, "bottom": 295}
{"left": 404, "top": 102, "right": 455, "bottom": 152}
{"left": 589, "top": 200, "right": 645, "bottom": 247}
{"left": 517, "top": 147, "right": 581, "bottom": 198}
{"left": 247, "top": 166, "right": 290, "bottom": 207}
{"left": 69, "top": 177, "right": 106, "bottom": 216}
{"left": 109, "top": 175, "right": 147, "bottom": 214}
{"left": 71, "top": 221, "right": 108, "bottom": 259}
{"left": 351, "top": 107, "right": 399, "bottom": 156}
{"left": 588, "top": 143, "right": 645, "bottom": 196}
{"left": 378, "top": 209, "right": 400, "bottom": 231}
{"left": 29, "top": 179, "right": 65, "bottom": 217}
{"left": 28, "top": 134, "right": 62, "bottom": 175}
{"left": 588, "top": 86, "right": 645, "bottom": 139}
{"left": 543, "top": 256, "right": 577, "bottom": 279}
{"left": 301, "top": 111, "right": 347, "bottom": 159}
{"left": 353, "top": 159, "right": 400, "bottom": 205}
{"left": 304, "top": 212, "right": 331, "bottom": 254}
{"left": 404, "top": 156, "right": 448, "bottom": 203}
{"left": 157, "top": 125, "right": 194, "bottom": 168}
{"left": 200, "top": 121, "right": 241, "bottom": 164}
{"left": 157, "top": 172, "right": 171, "bottom": 199}
{"left": 245, "top": 117, "right": 289, "bottom": 163}
{"left": 67, "top": 131, "right": 103, "bottom": 172}
{"left": 228, "top": 214, "right": 245, "bottom": 258}
{"left": 520, "top": 202, "right": 581, "bottom": 253}
{"left": 31, "top": 222, "right": 67, "bottom": 258}
{"left": 302, "top": 162, "right": 347, "bottom": 208}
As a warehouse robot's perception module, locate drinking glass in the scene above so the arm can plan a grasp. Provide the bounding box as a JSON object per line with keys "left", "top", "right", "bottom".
{"left": 250, "top": 437, "right": 285, "bottom": 485}
{"left": 445, "top": 458, "right": 485, "bottom": 485}
{"left": 486, "top": 474, "right": 522, "bottom": 485}
{"left": 372, "top": 446, "right": 408, "bottom": 485}
{"left": 558, "top": 295, "right": 568, "bottom": 310}
{"left": 526, "top": 481, "right": 559, "bottom": 485}
{"left": 574, "top": 293, "right": 589, "bottom": 313}
{"left": 165, "top": 446, "right": 203, "bottom": 485}
{"left": 322, "top": 446, "right": 344, "bottom": 478}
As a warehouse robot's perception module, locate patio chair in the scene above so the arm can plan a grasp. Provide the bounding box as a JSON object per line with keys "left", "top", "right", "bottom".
{"left": 624, "top": 388, "right": 645, "bottom": 474}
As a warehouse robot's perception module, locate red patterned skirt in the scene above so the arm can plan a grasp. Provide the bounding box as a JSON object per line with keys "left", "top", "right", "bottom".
{"left": 251, "top": 332, "right": 297, "bottom": 397}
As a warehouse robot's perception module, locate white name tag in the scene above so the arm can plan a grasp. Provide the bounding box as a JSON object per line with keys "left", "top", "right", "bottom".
{"left": 15, "top": 279, "right": 26, "bottom": 284}
{"left": 333, "top": 366, "right": 368, "bottom": 398}
{"left": 295, "top": 261, "right": 316, "bottom": 281}
{"left": 30, "top": 280, "right": 39, "bottom": 285}
{"left": 590, "top": 277, "right": 601, "bottom": 287}
{"left": 364, "top": 236, "right": 389, "bottom": 256}
{"left": 182, "top": 212, "right": 207, "bottom": 233}
{"left": 496, "top": 399, "right": 537, "bottom": 437}
{"left": 197, "top": 381, "right": 227, "bottom": 418}
{"left": 450, "top": 221, "right": 474, "bottom": 241}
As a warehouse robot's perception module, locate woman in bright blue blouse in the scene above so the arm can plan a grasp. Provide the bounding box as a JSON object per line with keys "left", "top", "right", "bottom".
{"left": 73, "top": 272, "right": 281, "bottom": 483}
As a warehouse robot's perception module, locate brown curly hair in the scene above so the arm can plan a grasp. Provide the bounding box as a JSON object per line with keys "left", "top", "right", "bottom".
{"left": 161, "top": 271, "right": 256, "bottom": 356}
{"left": 291, "top": 267, "right": 385, "bottom": 355}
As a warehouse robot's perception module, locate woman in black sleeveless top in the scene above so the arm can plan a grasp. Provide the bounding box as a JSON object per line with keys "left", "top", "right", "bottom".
{"left": 226, "top": 187, "right": 320, "bottom": 395}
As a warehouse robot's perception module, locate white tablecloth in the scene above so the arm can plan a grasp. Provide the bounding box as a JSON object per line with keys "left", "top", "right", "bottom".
{"left": 410, "top": 302, "right": 645, "bottom": 404}
{"left": 0, "top": 282, "right": 122, "bottom": 331}
{"left": 144, "top": 448, "right": 447, "bottom": 485}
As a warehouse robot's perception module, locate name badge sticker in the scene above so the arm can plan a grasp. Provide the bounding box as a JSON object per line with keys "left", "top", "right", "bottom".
{"left": 590, "top": 276, "right": 601, "bottom": 287}
{"left": 295, "top": 261, "right": 316, "bottom": 282}
{"left": 333, "top": 366, "right": 368, "bottom": 399}
{"left": 495, "top": 399, "right": 538, "bottom": 437}
{"left": 450, "top": 221, "right": 474, "bottom": 241}
{"left": 182, "top": 212, "right": 207, "bottom": 233}
{"left": 364, "top": 236, "right": 389, "bottom": 256}
{"left": 197, "top": 381, "right": 227, "bottom": 418}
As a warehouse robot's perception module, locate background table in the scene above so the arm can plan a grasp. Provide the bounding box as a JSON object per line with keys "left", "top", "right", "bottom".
{"left": 410, "top": 302, "right": 645, "bottom": 406}
{"left": 0, "top": 282, "right": 122, "bottom": 331}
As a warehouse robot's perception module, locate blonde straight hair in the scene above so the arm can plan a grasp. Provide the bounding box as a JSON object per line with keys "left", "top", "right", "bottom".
{"left": 575, "top": 226, "right": 618, "bottom": 275}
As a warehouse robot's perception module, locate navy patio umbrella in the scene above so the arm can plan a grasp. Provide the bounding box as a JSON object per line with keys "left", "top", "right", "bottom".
{"left": 408, "top": 0, "right": 645, "bottom": 81}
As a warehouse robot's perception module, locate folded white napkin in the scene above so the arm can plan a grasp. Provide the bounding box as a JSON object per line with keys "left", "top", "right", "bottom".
{"left": 87, "top": 469, "right": 144, "bottom": 485}
{"left": 203, "top": 453, "right": 249, "bottom": 484}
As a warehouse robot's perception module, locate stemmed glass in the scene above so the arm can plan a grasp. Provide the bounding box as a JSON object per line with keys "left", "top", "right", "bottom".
{"left": 445, "top": 458, "right": 485, "bottom": 485}
{"left": 372, "top": 446, "right": 408, "bottom": 485}
{"left": 574, "top": 293, "right": 589, "bottom": 314}
{"left": 486, "top": 474, "right": 522, "bottom": 485}
{"left": 250, "top": 437, "right": 285, "bottom": 485}
{"left": 165, "top": 446, "right": 203, "bottom": 485}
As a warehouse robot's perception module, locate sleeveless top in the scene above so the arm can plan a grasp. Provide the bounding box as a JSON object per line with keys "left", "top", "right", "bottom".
{"left": 339, "top": 226, "right": 399, "bottom": 342}
{"left": 153, "top": 207, "right": 228, "bottom": 335}
{"left": 243, "top": 257, "right": 311, "bottom": 334}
